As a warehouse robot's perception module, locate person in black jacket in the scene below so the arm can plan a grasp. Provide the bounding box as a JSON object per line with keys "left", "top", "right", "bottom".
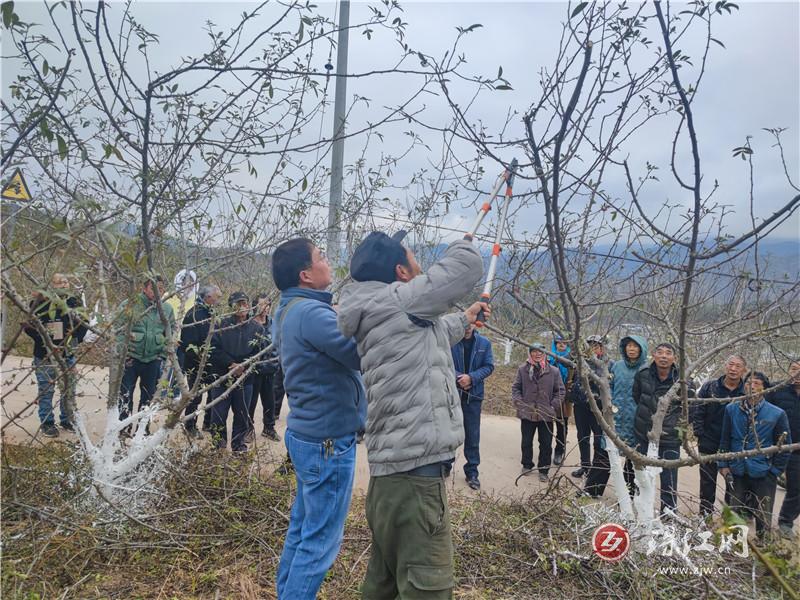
{"left": 572, "top": 335, "right": 610, "bottom": 479}
{"left": 633, "top": 342, "right": 694, "bottom": 514}
{"left": 23, "top": 274, "right": 87, "bottom": 437}
{"left": 692, "top": 354, "right": 747, "bottom": 516}
{"left": 769, "top": 359, "right": 800, "bottom": 538}
{"left": 248, "top": 293, "right": 281, "bottom": 442}
{"left": 208, "top": 291, "right": 261, "bottom": 452}
{"left": 179, "top": 284, "right": 222, "bottom": 437}
{"left": 549, "top": 335, "right": 572, "bottom": 466}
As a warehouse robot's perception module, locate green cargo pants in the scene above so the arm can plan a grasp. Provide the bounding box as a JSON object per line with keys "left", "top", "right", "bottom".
{"left": 362, "top": 472, "right": 454, "bottom": 599}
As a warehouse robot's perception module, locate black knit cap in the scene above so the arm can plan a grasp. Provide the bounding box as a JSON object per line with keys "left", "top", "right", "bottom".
{"left": 350, "top": 231, "right": 408, "bottom": 283}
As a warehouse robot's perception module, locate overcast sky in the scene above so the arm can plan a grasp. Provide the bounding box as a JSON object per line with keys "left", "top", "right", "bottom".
{"left": 5, "top": 1, "right": 799, "bottom": 243}
{"left": 343, "top": 0, "right": 800, "bottom": 241}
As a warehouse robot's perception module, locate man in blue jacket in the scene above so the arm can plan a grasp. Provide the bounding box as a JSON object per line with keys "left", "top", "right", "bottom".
{"left": 271, "top": 238, "right": 366, "bottom": 600}
{"left": 451, "top": 324, "right": 495, "bottom": 490}
{"left": 719, "top": 383, "right": 792, "bottom": 540}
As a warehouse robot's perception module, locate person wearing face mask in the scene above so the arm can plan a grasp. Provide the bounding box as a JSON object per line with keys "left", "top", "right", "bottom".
{"left": 163, "top": 270, "right": 198, "bottom": 402}
{"left": 23, "top": 273, "right": 87, "bottom": 437}
{"left": 165, "top": 269, "right": 197, "bottom": 321}
{"left": 693, "top": 354, "right": 748, "bottom": 517}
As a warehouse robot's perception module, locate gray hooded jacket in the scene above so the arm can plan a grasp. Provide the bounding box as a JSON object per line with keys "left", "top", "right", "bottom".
{"left": 337, "top": 240, "right": 484, "bottom": 476}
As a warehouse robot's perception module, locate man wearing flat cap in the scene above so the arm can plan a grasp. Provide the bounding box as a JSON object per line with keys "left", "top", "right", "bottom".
{"left": 208, "top": 291, "right": 261, "bottom": 452}
{"left": 338, "top": 230, "right": 489, "bottom": 599}
{"left": 511, "top": 343, "right": 565, "bottom": 483}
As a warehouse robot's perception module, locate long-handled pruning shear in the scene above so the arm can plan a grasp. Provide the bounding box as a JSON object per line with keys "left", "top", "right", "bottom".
{"left": 463, "top": 158, "right": 518, "bottom": 327}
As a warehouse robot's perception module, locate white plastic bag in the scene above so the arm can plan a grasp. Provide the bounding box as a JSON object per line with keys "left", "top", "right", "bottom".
{"left": 83, "top": 300, "right": 101, "bottom": 344}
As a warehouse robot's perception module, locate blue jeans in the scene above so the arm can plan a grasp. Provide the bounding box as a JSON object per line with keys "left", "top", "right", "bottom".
{"left": 277, "top": 430, "right": 357, "bottom": 600}
{"left": 33, "top": 355, "right": 76, "bottom": 426}
{"left": 639, "top": 441, "right": 679, "bottom": 513}
{"left": 209, "top": 380, "right": 253, "bottom": 451}
{"left": 461, "top": 398, "right": 482, "bottom": 479}
{"left": 119, "top": 358, "right": 162, "bottom": 423}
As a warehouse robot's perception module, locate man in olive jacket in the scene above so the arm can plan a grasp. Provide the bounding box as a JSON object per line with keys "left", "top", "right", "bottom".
{"left": 338, "top": 231, "right": 488, "bottom": 599}
{"left": 116, "top": 276, "right": 175, "bottom": 435}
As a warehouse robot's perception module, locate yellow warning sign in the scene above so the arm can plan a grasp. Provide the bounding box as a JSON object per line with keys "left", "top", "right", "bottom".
{"left": 1, "top": 168, "right": 32, "bottom": 202}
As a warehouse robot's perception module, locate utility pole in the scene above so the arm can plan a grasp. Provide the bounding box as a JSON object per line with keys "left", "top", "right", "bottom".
{"left": 326, "top": 0, "right": 350, "bottom": 269}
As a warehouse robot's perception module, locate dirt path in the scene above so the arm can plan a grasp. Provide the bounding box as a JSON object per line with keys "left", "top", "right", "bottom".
{"left": 2, "top": 355, "right": 788, "bottom": 523}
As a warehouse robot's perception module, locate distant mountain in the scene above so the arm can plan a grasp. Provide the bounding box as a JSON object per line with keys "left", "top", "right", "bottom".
{"left": 587, "top": 239, "right": 799, "bottom": 281}
{"left": 415, "top": 238, "right": 799, "bottom": 284}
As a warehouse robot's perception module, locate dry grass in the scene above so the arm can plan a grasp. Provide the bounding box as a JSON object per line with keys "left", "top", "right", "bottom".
{"left": 2, "top": 443, "right": 798, "bottom": 599}
{"left": 482, "top": 364, "right": 518, "bottom": 418}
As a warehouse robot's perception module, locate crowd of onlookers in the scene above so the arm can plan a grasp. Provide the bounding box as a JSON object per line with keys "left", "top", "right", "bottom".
{"left": 116, "top": 276, "right": 286, "bottom": 450}
{"left": 22, "top": 271, "right": 800, "bottom": 539}
{"left": 22, "top": 273, "right": 285, "bottom": 451}
{"left": 19, "top": 251, "right": 800, "bottom": 600}
{"left": 503, "top": 335, "right": 798, "bottom": 541}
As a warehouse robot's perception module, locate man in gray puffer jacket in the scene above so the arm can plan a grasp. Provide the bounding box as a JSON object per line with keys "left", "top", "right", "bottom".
{"left": 338, "top": 230, "right": 488, "bottom": 599}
